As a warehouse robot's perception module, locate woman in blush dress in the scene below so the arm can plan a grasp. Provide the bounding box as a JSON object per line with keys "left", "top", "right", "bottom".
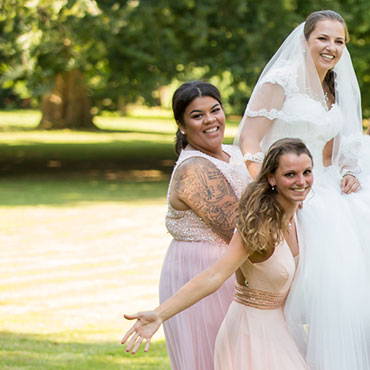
{"left": 160, "top": 81, "right": 250, "bottom": 370}
{"left": 122, "top": 138, "right": 312, "bottom": 370}
{"left": 236, "top": 9, "right": 370, "bottom": 370}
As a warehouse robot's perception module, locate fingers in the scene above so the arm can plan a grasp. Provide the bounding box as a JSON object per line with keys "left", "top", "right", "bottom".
{"left": 121, "top": 312, "right": 140, "bottom": 344}
{"left": 123, "top": 332, "right": 148, "bottom": 354}
{"left": 124, "top": 313, "right": 139, "bottom": 320}
{"left": 348, "top": 181, "right": 361, "bottom": 193}
{"left": 121, "top": 311, "right": 154, "bottom": 354}
{"left": 132, "top": 336, "right": 144, "bottom": 354}
{"left": 144, "top": 338, "right": 151, "bottom": 352}
{"left": 126, "top": 332, "right": 140, "bottom": 352}
{"left": 341, "top": 176, "right": 361, "bottom": 194}
{"left": 121, "top": 324, "right": 136, "bottom": 344}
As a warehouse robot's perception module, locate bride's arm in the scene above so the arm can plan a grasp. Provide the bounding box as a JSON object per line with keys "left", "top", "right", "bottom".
{"left": 122, "top": 231, "right": 248, "bottom": 353}
{"left": 238, "top": 83, "right": 285, "bottom": 179}
{"left": 323, "top": 138, "right": 360, "bottom": 194}
{"left": 239, "top": 116, "right": 272, "bottom": 179}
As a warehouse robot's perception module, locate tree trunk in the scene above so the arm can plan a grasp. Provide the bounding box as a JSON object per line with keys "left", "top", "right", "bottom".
{"left": 38, "top": 69, "right": 97, "bottom": 130}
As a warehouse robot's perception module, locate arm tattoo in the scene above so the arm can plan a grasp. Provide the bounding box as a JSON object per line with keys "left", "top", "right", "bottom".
{"left": 173, "top": 158, "right": 239, "bottom": 242}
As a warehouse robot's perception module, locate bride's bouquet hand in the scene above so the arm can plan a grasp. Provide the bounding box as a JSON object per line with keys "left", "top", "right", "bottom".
{"left": 121, "top": 311, "right": 162, "bottom": 354}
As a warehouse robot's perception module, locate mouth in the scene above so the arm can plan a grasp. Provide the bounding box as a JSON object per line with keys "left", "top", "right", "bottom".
{"left": 291, "top": 187, "right": 309, "bottom": 193}
{"left": 204, "top": 126, "right": 219, "bottom": 134}
{"left": 320, "top": 53, "right": 335, "bottom": 61}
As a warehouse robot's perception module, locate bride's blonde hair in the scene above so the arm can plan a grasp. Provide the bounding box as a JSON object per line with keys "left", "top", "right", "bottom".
{"left": 236, "top": 138, "right": 313, "bottom": 254}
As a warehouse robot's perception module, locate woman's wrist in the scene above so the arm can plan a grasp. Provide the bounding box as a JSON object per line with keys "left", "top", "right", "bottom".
{"left": 242, "top": 151, "right": 264, "bottom": 163}
{"left": 153, "top": 307, "right": 166, "bottom": 323}
{"left": 342, "top": 170, "right": 357, "bottom": 179}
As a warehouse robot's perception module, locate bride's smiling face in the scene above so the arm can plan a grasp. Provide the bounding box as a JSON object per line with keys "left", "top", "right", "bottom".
{"left": 306, "top": 19, "right": 346, "bottom": 79}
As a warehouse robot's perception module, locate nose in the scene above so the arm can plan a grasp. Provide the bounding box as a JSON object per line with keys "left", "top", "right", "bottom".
{"left": 326, "top": 40, "right": 335, "bottom": 51}
{"left": 204, "top": 114, "right": 216, "bottom": 124}
{"left": 296, "top": 174, "right": 305, "bottom": 185}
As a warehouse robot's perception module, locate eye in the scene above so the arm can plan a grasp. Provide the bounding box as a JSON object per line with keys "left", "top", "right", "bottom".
{"left": 191, "top": 114, "right": 202, "bottom": 119}
{"left": 304, "top": 169, "right": 312, "bottom": 175}
{"left": 212, "top": 107, "right": 221, "bottom": 113}
{"left": 336, "top": 40, "right": 344, "bottom": 45}
{"left": 318, "top": 37, "right": 327, "bottom": 41}
{"left": 284, "top": 172, "right": 295, "bottom": 178}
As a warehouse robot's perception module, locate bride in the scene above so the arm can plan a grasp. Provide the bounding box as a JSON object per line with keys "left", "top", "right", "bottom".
{"left": 236, "top": 9, "right": 370, "bottom": 370}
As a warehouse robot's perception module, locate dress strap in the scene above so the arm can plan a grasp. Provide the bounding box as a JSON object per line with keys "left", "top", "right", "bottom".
{"left": 233, "top": 281, "right": 288, "bottom": 310}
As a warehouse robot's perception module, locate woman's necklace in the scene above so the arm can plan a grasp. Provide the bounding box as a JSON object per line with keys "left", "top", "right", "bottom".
{"left": 323, "top": 90, "right": 328, "bottom": 104}
{"left": 322, "top": 84, "right": 331, "bottom": 106}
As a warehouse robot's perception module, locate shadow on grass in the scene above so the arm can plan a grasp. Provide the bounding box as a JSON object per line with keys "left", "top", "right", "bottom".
{"left": 0, "top": 331, "right": 170, "bottom": 370}
{"left": 0, "top": 140, "right": 177, "bottom": 176}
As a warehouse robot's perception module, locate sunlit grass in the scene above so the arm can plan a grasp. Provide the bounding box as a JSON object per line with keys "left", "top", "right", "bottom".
{"left": 0, "top": 108, "right": 238, "bottom": 139}
{"left": 0, "top": 108, "right": 243, "bottom": 369}
{"left": 0, "top": 109, "right": 41, "bottom": 129}
{"left": 0, "top": 182, "right": 171, "bottom": 368}
{"left": 0, "top": 332, "right": 170, "bottom": 370}
{"left": 0, "top": 109, "right": 176, "bottom": 369}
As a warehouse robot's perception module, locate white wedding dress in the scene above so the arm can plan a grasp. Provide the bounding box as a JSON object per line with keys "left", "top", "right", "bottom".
{"left": 259, "top": 76, "right": 370, "bottom": 370}
{"left": 235, "top": 22, "right": 370, "bottom": 369}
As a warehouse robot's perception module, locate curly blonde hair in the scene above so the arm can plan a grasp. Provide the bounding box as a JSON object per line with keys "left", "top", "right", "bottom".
{"left": 236, "top": 138, "right": 313, "bottom": 254}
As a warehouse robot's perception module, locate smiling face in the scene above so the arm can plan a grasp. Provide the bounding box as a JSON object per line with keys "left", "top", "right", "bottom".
{"left": 268, "top": 153, "right": 313, "bottom": 208}
{"left": 180, "top": 96, "right": 225, "bottom": 156}
{"left": 306, "top": 19, "right": 346, "bottom": 80}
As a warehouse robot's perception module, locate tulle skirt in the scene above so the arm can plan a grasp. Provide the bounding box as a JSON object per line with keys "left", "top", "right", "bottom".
{"left": 286, "top": 164, "right": 370, "bottom": 370}
{"left": 159, "top": 240, "right": 234, "bottom": 370}
{"left": 215, "top": 301, "right": 308, "bottom": 370}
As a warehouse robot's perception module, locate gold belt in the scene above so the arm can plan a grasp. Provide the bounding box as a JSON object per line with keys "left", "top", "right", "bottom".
{"left": 233, "top": 281, "right": 288, "bottom": 310}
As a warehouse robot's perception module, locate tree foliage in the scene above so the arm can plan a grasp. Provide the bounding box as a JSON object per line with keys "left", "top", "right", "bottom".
{"left": 2, "top": 0, "right": 370, "bottom": 121}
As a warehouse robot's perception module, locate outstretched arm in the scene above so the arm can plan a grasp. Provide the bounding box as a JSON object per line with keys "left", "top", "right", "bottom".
{"left": 122, "top": 231, "right": 248, "bottom": 353}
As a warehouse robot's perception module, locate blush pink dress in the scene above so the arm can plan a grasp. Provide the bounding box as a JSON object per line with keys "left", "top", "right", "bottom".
{"left": 159, "top": 145, "right": 250, "bottom": 370}
{"left": 214, "top": 237, "right": 308, "bottom": 370}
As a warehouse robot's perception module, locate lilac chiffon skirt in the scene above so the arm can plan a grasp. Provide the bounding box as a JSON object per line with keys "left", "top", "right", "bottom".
{"left": 159, "top": 239, "right": 234, "bottom": 370}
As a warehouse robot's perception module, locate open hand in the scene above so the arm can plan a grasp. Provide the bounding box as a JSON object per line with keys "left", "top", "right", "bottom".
{"left": 341, "top": 174, "right": 361, "bottom": 194}
{"left": 121, "top": 311, "right": 162, "bottom": 354}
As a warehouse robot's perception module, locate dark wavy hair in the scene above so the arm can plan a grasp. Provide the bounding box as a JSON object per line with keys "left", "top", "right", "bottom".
{"left": 304, "top": 10, "right": 349, "bottom": 99}
{"left": 236, "top": 138, "right": 313, "bottom": 254}
{"left": 172, "top": 81, "right": 223, "bottom": 155}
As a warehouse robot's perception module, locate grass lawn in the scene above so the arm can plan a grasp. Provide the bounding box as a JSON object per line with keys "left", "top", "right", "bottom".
{"left": 1, "top": 332, "right": 169, "bottom": 369}
{"left": 2, "top": 109, "right": 367, "bottom": 369}
{"left": 0, "top": 175, "right": 172, "bottom": 369}
{"left": 0, "top": 109, "right": 240, "bottom": 369}
{"left": 0, "top": 109, "right": 238, "bottom": 177}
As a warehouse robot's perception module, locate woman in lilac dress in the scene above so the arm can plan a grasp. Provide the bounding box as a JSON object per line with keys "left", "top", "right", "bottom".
{"left": 159, "top": 81, "right": 250, "bottom": 369}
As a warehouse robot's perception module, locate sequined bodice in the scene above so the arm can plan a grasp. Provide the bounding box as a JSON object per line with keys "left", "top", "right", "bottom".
{"left": 261, "top": 94, "right": 343, "bottom": 177}
{"left": 166, "top": 145, "right": 250, "bottom": 243}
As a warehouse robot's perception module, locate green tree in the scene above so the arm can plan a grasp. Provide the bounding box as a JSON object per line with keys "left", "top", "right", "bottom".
{"left": 1, "top": 0, "right": 106, "bottom": 129}
{"left": 2, "top": 0, "right": 370, "bottom": 125}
